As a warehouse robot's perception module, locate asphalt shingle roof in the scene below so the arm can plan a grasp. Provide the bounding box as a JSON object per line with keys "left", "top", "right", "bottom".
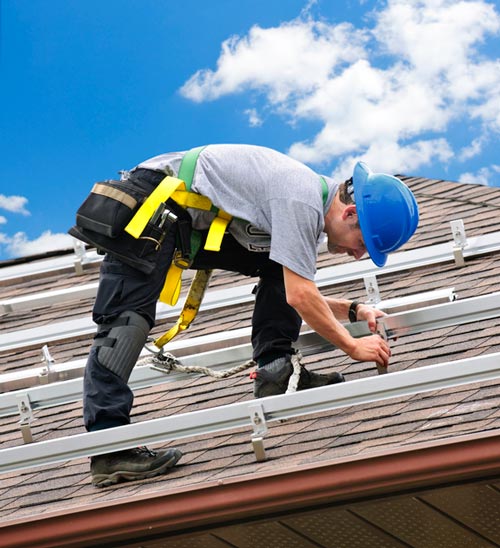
{"left": 0, "top": 176, "right": 499, "bottom": 545}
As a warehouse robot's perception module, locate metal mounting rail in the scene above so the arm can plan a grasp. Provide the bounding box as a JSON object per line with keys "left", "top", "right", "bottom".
{"left": 1, "top": 292, "right": 499, "bottom": 420}
{"left": 1, "top": 351, "right": 499, "bottom": 472}
{"left": 2, "top": 228, "right": 499, "bottom": 316}
{"left": 380, "top": 292, "right": 500, "bottom": 339}
{"left": 0, "top": 248, "right": 101, "bottom": 283}
{"left": 0, "top": 280, "right": 257, "bottom": 350}
{"left": 0, "top": 283, "right": 98, "bottom": 314}
{"left": 0, "top": 323, "right": 371, "bottom": 418}
{"left": 0, "top": 288, "right": 460, "bottom": 394}
{"left": 0, "top": 283, "right": 454, "bottom": 354}
{"left": 0, "top": 225, "right": 500, "bottom": 336}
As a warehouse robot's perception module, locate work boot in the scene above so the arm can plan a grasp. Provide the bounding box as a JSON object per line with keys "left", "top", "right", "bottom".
{"left": 90, "top": 446, "right": 182, "bottom": 487}
{"left": 252, "top": 355, "right": 344, "bottom": 398}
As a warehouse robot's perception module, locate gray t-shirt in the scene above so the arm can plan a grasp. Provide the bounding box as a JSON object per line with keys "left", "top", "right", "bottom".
{"left": 135, "top": 144, "right": 337, "bottom": 280}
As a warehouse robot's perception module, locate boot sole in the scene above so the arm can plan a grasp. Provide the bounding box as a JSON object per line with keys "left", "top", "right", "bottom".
{"left": 92, "top": 449, "right": 183, "bottom": 488}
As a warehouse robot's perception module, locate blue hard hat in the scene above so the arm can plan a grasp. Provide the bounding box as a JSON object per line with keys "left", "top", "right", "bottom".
{"left": 353, "top": 162, "right": 419, "bottom": 267}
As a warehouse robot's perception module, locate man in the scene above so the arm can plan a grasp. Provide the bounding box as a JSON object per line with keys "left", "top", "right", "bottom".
{"left": 70, "top": 144, "right": 419, "bottom": 487}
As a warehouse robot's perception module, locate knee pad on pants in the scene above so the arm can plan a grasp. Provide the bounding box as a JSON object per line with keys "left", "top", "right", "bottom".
{"left": 93, "top": 311, "right": 150, "bottom": 382}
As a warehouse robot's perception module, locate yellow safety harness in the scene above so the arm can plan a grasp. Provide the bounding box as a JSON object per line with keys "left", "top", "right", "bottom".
{"left": 124, "top": 146, "right": 330, "bottom": 349}
{"left": 124, "top": 146, "right": 232, "bottom": 348}
{"left": 125, "top": 146, "right": 231, "bottom": 302}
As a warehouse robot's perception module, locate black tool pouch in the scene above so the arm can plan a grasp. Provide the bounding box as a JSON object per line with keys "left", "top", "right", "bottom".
{"left": 75, "top": 179, "right": 148, "bottom": 238}
{"left": 69, "top": 171, "right": 176, "bottom": 274}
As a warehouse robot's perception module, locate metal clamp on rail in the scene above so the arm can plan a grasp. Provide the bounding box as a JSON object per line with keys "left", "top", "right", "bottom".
{"left": 39, "top": 345, "right": 55, "bottom": 385}
{"left": 248, "top": 402, "right": 268, "bottom": 461}
{"left": 16, "top": 394, "right": 34, "bottom": 444}
{"left": 451, "top": 219, "right": 467, "bottom": 267}
{"left": 363, "top": 274, "right": 380, "bottom": 304}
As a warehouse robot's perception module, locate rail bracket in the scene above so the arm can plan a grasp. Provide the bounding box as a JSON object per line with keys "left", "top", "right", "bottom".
{"left": 248, "top": 403, "right": 268, "bottom": 461}
{"left": 364, "top": 275, "right": 381, "bottom": 304}
{"left": 72, "top": 238, "right": 90, "bottom": 275}
{"left": 450, "top": 220, "right": 467, "bottom": 268}
{"left": 16, "top": 394, "right": 34, "bottom": 444}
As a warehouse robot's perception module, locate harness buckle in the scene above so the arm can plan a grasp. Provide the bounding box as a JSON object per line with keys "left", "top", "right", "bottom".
{"left": 173, "top": 250, "right": 192, "bottom": 270}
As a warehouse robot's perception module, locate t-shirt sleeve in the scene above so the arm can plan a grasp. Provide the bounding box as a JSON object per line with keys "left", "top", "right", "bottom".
{"left": 267, "top": 198, "right": 322, "bottom": 280}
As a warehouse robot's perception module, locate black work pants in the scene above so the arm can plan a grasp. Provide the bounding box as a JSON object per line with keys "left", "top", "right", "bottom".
{"left": 83, "top": 223, "right": 301, "bottom": 431}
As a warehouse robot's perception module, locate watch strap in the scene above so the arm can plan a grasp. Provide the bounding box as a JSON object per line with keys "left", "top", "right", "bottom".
{"left": 349, "top": 300, "right": 361, "bottom": 323}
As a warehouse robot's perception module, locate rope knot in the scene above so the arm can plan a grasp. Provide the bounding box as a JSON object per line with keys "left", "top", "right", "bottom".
{"left": 150, "top": 351, "right": 180, "bottom": 374}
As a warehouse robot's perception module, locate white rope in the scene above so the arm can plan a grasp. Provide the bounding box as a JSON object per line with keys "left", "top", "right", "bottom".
{"left": 140, "top": 348, "right": 305, "bottom": 390}
{"left": 286, "top": 352, "right": 303, "bottom": 394}
{"left": 139, "top": 351, "right": 257, "bottom": 379}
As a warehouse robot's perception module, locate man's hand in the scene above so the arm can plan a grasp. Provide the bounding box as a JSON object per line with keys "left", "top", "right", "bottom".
{"left": 355, "top": 303, "right": 386, "bottom": 333}
{"left": 347, "top": 334, "right": 391, "bottom": 368}
{"left": 351, "top": 304, "right": 392, "bottom": 366}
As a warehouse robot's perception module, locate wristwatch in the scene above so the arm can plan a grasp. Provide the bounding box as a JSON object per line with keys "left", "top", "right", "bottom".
{"left": 348, "top": 301, "right": 361, "bottom": 323}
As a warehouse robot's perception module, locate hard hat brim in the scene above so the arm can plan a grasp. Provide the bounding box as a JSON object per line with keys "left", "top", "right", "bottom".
{"left": 352, "top": 162, "right": 387, "bottom": 268}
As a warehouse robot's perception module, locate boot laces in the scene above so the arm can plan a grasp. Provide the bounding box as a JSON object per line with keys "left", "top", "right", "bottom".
{"left": 134, "top": 446, "right": 157, "bottom": 457}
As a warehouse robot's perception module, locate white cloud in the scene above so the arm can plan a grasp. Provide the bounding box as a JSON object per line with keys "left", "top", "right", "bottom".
{"left": 288, "top": 60, "right": 452, "bottom": 162}
{"left": 180, "top": 19, "right": 367, "bottom": 104}
{"left": 0, "top": 194, "right": 73, "bottom": 258}
{"left": 245, "top": 108, "right": 263, "bottom": 127}
{"left": 469, "top": 77, "right": 500, "bottom": 132}
{"left": 374, "top": 0, "right": 500, "bottom": 132}
{"left": 2, "top": 230, "right": 73, "bottom": 258}
{"left": 459, "top": 164, "right": 500, "bottom": 185}
{"left": 0, "top": 194, "right": 30, "bottom": 215}
{"left": 375, "top": 0, "right": 499, "bottom": 78}
{"left": 458, "top": 137, "right": 484, "bottom": 161}
{"left": 180, "top": 0, "right": 500, "bottom": 177}
{"left": 332, "top": 138, "right": 454, "bottom": 181}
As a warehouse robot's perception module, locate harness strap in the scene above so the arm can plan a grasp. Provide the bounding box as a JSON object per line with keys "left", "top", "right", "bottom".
{"left": 154, "top": 269, "right": 213, "bottom": 349}
{"left": 176, "top": 146, "right": 232, "bottom": 253}
{"left": 160, "top": 262, "right": 184, "bottom": 306}
{"left": 320, "top": 176, "right": 328, "bottom": 206}
{"left": 125, "top": 176, "right": 186, "bottom": 239}
{"left": 170, "top": 190, "right": 212, "bottom": 210}
{"left": 125, "top": 147, "right": 230, "bottom": 246}
{"left": 205, "top": 210, "right": 232, "bottom": 251}
{"left": 178, "top": 146, "right": 205, "bottom": 189}
{"left": 162, "top": 147, "right": 232, "bottom": 304}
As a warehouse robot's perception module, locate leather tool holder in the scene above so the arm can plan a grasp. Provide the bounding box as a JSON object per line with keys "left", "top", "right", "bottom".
{"left": 68, "top": 175, "right": 180, "bottom": 274}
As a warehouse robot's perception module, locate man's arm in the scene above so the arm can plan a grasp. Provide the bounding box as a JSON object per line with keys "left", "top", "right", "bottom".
{"left": 283, "top": 267, "right": 391, "bottom": 367}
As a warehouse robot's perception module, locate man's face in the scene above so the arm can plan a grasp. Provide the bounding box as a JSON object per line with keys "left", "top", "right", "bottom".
{"left": 325, "top": 204, "right": 367, "bottom": 260}
{"left": 327, "top": 225, "right": 367, "bottom": 260}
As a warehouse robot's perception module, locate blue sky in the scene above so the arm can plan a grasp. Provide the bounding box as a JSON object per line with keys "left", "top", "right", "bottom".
{"left": 1, "top": 0, "right": 499, "bottom": 261}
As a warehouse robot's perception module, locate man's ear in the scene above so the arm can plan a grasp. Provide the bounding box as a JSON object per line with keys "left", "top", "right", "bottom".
{"left": 341, "top": 204, "right": 357, "bottom": 221}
